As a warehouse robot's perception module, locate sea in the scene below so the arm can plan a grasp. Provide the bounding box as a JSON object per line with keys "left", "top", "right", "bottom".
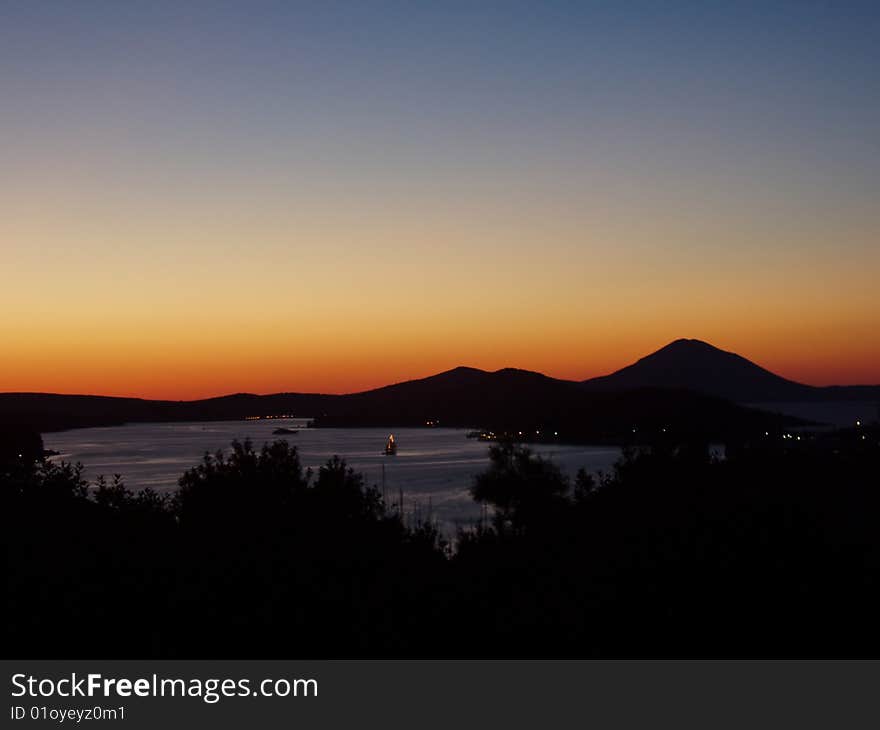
{"left": 44, "top": 420, "right": 622, "bottom": 531}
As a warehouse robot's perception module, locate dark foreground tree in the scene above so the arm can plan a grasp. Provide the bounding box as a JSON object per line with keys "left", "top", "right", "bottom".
{"left": 5, "top": 439, "right": 448, "bottom": 657}
{"left": 453, "top": 433, "right": 880, "bottom": 656}
{"left": 5, "top": 427, "right": 879, "bottom": 657}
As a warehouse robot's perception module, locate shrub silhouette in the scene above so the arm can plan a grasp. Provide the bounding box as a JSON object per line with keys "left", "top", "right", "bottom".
{"left": 175, "top": 438, "right": 310, "bottom": 530}
{"left": 471, "top": 441, "right": 570, "bottom": 533}
{"left": 453, "top": 430, "right": 880, "bottom": 656}
{"left": 5, "top": 427, "right": 879, "bottom": 657}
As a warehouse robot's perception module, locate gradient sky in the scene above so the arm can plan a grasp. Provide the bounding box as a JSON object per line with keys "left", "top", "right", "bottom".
{"left": 2, "top": 1, "right": 878, "bottom": 398}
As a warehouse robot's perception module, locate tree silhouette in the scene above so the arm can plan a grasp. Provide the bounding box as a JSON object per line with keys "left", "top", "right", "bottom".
{"left": 471, "top": 441, "right": 569, "bottom": 533}
{"left": 5, "top": 425, "right": 879, "bottom": 657}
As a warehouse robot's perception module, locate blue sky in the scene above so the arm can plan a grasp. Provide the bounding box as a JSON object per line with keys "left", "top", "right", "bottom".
{"left": 2, "top": 1, "right": 878, "bottom": 395}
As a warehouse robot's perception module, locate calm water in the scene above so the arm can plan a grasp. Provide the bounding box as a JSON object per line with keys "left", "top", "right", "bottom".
{"left": 45, "top": 421, "right": 622, "bottom": 529}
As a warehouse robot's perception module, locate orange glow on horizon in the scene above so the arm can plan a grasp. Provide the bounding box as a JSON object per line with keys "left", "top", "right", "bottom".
{"left": 2, "top": 326, "right": 877, "bottom": 401}
{"left": 3, "top": 2, "right": 878, "bottom": 403}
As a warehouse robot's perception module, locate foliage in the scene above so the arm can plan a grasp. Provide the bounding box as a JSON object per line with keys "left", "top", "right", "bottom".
{"left": 471, "top": 441, "right": 570, "bottom": 533}
{"left": 5, "top": 427, "right": 880, "bottom": 657}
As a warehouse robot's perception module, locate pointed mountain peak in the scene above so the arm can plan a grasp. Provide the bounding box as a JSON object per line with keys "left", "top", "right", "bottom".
{"left": 647, "top": 339, "right": 733, "bottom": 358}
{"left": 584, "top": 339, "right": 813, "bottom": 402}
{"left": 662, "top": 338, "right": 719, "bottom": 350}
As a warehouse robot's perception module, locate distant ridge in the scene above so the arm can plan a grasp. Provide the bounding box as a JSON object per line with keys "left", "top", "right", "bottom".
{"left": 0, "top": 365, "right": 787, "bottom": 442}
{"left": 582, "top": 339, "right": 880, "bottom": 403}
{"left": 2, "top": 339, "right": 877, "bottom": 437}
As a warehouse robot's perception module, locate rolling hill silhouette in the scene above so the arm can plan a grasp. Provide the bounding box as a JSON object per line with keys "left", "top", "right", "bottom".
{"left": 1, "top": 366, "right": 790, "bottom": 443}
{"left": 582, "top": 338, "right": 879, "bottom": 403}
{"left": 3, "top": 339, "right": 876, "bottom": 438}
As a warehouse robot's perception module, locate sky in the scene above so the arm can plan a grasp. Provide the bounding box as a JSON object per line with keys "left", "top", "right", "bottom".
{"left": 2, "top": 1, "right": 878, "bottom": 398}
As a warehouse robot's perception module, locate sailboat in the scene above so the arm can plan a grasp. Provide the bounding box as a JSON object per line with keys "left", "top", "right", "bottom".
{"left": 384, "top": 433, "right": 397, "bottom": 455}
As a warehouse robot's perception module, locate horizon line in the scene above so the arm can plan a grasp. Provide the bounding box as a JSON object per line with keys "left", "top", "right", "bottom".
{"left": 3, "top": 348, "right": 878, "bottom": 403}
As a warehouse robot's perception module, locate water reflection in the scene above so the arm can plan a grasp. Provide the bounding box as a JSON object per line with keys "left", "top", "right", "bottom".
{"left": 45, "top": 421, "right": 622, "bottom": 529}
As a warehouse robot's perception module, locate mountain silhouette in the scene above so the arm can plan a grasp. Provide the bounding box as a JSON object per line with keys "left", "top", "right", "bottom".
{"left": 317, "top": 366, "right": 586, "bottom": 428}
{"left": 1, "top": 367, "right": 792, "bottom": 443}
{"left": 4, "top": 339, "right": 876, "bottom": 437}
{"left": 582, "top": 339, "right": 879, "bottom": 403}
